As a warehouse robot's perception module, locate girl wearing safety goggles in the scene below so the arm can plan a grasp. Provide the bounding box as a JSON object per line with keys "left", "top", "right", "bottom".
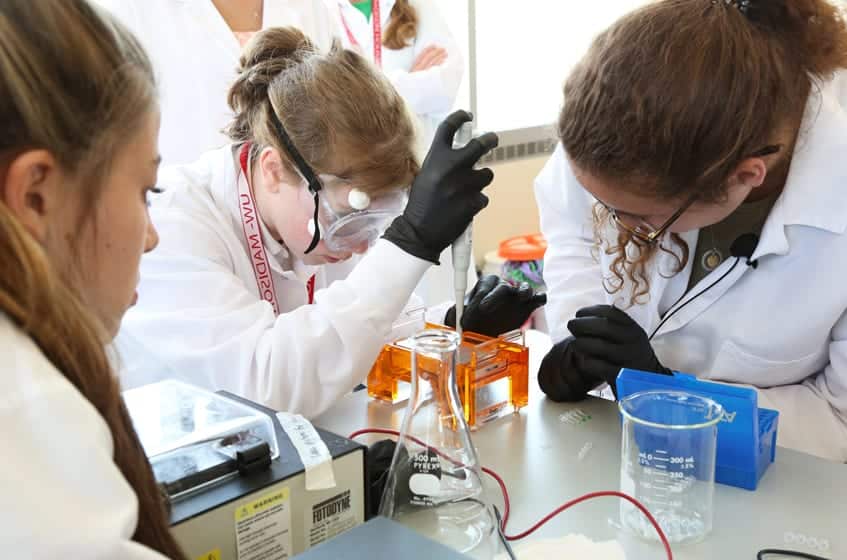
{"left": 118, "top": 27, "right": 542, "bottom": 416}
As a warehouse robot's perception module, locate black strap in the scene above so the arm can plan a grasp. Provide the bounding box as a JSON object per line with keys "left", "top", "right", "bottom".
{"left": 268, "top": 102, "right": 323, "bottom": 253}
{"left": 649, "top": 257, "right": 741, "bottom": 340}
{"left": 305, "top": 191, "right": 321, "bottom": 254}
{"left": 268, "top": 105, "right": 323, "bottom": 195}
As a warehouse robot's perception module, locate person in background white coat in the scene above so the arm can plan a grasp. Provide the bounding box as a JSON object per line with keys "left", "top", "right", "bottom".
{"left": 329, "top": 0, "right": 470, "bottom": 306}
{"left": 535, "top": 0, "right": 847, "bottom": 462}
{"left": 329, "top": 0, "right": 463, "bottom": 151}
{"left": 0, "top": 1, "right": 184, "bottom": 557}
{"left": 119, "top": 28, "right": 544, "bottom": 417}
{"left": 95, "top": 0, "right": 341, "bottom": 166}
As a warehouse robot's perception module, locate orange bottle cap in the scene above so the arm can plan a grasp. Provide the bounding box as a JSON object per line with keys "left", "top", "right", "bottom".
{"left": 498, "top": 233, "right": 547, "bottom": 261}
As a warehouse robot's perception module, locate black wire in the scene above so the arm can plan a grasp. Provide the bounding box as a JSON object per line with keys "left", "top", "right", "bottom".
{"left": 757, "top": 549, "right": 831, "bottom": 560}
{"left": 648, "top": 257, "right": 741, "bottom": 340}
{"left": 449, "top": 498, "right": 516, "bottom": 558}
{"left": 494, "top": 505, "right": 518, "bottom": 560}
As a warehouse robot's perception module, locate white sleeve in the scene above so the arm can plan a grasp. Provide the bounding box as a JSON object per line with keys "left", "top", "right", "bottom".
{"left": 124, "top": 210, "right": 430, "bottom": 418}
{"left": 755, "top": 309, "right": 847, "bottom": 462}
{"left": 0, "top": 358, "right": 167, "bottom": 559}
{"left": 535, "top": 146, "right": 606, "bottom": 343}
{"left": 385, "top": 1, "right": 464, "bottom": 116}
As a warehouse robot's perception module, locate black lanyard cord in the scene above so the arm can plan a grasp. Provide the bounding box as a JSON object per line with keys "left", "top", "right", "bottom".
{"left": 649, "top": 257, "right": 741, "bottom": 341}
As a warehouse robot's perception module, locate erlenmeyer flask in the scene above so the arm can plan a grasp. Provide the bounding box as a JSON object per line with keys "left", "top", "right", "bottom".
{"left": 379, "top": 329, "right": 502, "bottom": 558}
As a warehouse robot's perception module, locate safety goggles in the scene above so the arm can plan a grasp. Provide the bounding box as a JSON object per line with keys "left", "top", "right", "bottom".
{"left": 269, "top": 109, "right": 406, "bottom": 254}
{"left": 309, "top": 173, "right": 407, "bottom": 252}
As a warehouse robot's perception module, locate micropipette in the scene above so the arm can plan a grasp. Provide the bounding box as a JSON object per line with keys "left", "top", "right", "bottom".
{"left": 451, "top": 120, "right": 476, "bottom": 336}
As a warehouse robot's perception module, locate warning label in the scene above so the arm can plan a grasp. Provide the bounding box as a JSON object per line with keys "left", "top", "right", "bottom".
{"left": 307, "top": 490, "right": 356, "bottom": 547}
{"left": 234, "top": 488, "right": 292, "bottom": 560}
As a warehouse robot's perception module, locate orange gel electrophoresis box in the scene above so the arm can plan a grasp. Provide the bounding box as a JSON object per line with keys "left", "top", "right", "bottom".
{"left": 367, "top": 323, "right": 529, "bottom": 428}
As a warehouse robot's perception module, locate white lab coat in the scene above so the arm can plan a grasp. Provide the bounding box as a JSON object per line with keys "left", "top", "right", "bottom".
{"left": 535, "top": 72, "right": 847, "bottom": 462}
{"left": 0, "top": 314, "right": 167, "bottom": 559}
{"left": 95, "top": 0, "right": 340, "bottom": 166}
{"left": 118, "top": 145, "right": 436, "bottom": 417}
{"left": 328, "top": 0, "right": 464, "bottom": 152}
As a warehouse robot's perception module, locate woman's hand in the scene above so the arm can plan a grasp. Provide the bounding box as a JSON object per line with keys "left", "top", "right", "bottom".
{"left": 411, "top": 45, "right": 448, "bottom": 72}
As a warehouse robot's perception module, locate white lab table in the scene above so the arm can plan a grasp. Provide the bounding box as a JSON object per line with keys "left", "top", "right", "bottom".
{"left": 315, "top": 331, "right": 847, "bottom": 559}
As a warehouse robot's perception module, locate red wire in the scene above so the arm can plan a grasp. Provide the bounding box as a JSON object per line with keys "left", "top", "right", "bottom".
{"left": 349, "top": 428, "right": 673, "bottom": 560}
{"left": 349, "top": 428, "right": 406, "bottom": 440}
{"left": 482, "top": 465, "right": 510, "bottom": 527}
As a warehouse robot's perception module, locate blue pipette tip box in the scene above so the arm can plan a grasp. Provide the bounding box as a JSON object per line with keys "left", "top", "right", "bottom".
{"left": 616, "top": 369, "right": 779, "bottom": 491}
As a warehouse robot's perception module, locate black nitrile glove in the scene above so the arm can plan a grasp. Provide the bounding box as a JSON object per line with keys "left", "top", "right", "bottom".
{"left": 444, "top": 275, "right": 547, "bottom": 337}
{"left": 382, "top": 110, "right": 498, "bottom": 264}
{"left": 537, "top": 336, "right": 607, "bottom": 402}
{"left": 567, "top": 305, "right": 671, "bottom": 394}
{"left": 366, "top": 440, "right": 413, "bottom": 518}
{"left": 366, "top": 439, "right": 397, "bottom": 519}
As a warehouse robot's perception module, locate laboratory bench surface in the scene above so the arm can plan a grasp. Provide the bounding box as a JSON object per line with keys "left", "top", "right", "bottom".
{"left": 314, "top": 331, "right": 847, "bottom": 560}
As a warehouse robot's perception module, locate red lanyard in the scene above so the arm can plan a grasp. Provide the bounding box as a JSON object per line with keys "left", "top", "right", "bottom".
{"left": 237, "top": 144, "right": 314, "bottom": 313}
{"left": 338, "top": 1, "right": 382, "bottom": 67}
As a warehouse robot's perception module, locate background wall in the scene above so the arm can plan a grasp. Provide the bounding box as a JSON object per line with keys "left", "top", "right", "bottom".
{"left": 473, "top": 155, "right": 548, "bottom": 268}
{"left": 431, "top": 1, "right": 651, "bottom": 269}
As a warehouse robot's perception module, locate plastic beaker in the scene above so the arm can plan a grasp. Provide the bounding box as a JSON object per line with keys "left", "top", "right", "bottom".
{"left": 379, "top": 329, "right": 502, "bottom": 558}
{"left": 619, "top": 390, "right": 723, "bottom": 545}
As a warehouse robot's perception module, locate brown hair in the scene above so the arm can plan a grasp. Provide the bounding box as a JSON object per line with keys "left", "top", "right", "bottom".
{"left": 227, "top": 27, "right": 419, "bottom": 194}
{"left": 0, "top": 1, "right": 183, "bottom": 557}
{"left": 384, "top": 0, "right": 419, "bottom": 50}
{"left": 559, "top": 0, "right": 847, "bottom": 304}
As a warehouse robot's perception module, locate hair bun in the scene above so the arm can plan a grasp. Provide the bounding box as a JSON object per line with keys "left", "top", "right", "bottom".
{"left": 742, "top": 0, "right": 847, "bottom": 78}
{"left": 226, "top": 27, "right": 317, "bottom": 141}
{"left": 228, "top": 27, "right": 316, "bottom": 113}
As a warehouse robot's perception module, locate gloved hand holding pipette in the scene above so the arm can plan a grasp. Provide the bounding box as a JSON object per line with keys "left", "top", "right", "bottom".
{"left": 383, "top": 110, "right": 499, "bottom": 264}
{"left": 444, "top": 275, "right": 547, "bottom": 337}
{"left": 442, "top": 117, "right": 545, "bottom": 338}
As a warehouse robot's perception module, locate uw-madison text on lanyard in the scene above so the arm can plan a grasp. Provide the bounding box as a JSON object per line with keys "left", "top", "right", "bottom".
{"left": 338, "top": 1, "right": 383, "bottom": 67}
{"left": 237, "top": 144, "right": 315, "bottom": 314}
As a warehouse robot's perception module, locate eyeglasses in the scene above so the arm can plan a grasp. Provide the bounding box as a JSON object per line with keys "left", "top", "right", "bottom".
{"left": 597, "top": 145, "right": 782, "bottom": 244}
{"left": 597, "top": 191, "right": 697, "bottom": 244}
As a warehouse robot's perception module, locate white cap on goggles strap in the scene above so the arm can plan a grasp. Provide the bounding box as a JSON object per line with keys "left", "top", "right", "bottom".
{"left": 347, "top": 189, "right": 371, "bottom": 211}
